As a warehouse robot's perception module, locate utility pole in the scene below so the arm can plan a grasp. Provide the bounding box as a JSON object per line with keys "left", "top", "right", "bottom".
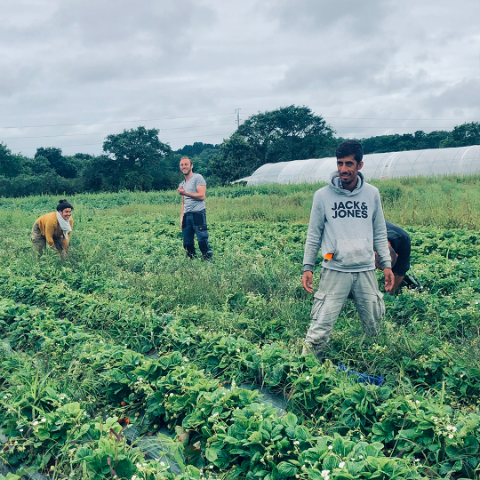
{"left": 234, "top": 108, "right": 241, "bottom": 128}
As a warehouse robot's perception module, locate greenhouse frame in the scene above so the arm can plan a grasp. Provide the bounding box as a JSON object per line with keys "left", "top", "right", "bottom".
{"left": 238, "top": 145, "right": 480, "bottom": 185}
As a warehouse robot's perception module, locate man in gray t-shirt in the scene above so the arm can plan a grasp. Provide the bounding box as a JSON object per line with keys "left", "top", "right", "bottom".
{"left": 177, "top": 156, "right": 213, "bottom": 259}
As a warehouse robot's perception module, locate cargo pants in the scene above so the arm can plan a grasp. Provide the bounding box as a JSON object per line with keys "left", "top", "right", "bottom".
{"left": 182, "top": 209, "right": 213, "bottom": 260}
{"left": 31, "top": 221, "right": 64, "bottom": 255}
{"left": 305, "top": 268, "right": 385, "bottom": 360}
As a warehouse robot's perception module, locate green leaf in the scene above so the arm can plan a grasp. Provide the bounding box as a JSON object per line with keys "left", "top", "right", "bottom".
{"left": 284, "top": 413, "right": 298, "bottom": 427}
{"left": 248, "top": 431, "right": 263, "bottom": 443}
{"left": 205, "top": 448, "right": 218, "bottom": 462}
{"left": 464, "top": 435, "right": 479, "bottom": 455}
{"left": 294, "top": 426, "right": 309, "bottom": 441}
{"left": 322, "top": 455, "right": 339, "bottom": 470}
{"left": 76, "top": 447, "right": 94, "bottom": 460}
{"left": 277, "top": 461, "right": 298, "bottom": 478}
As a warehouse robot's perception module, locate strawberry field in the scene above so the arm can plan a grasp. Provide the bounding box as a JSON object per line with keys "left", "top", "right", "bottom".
{"left": 0, "top": 178, "right": 480, "bottom": 480}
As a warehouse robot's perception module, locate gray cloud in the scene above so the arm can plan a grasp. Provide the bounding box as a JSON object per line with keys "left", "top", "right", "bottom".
{"left": 0, "top": 0, "right": 478, "bottom": 156}
{"left": 422, "top": 78, "right": 480, "bottom": 116}
{"left": 271, "top": 0, "right": 395, "bottom": 37}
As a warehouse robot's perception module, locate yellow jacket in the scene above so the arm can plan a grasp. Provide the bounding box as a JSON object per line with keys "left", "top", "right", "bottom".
{"left": 36, "top": 212, "right": 73, "bottom": 249}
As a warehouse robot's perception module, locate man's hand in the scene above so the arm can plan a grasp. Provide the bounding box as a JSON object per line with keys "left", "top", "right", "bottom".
{"left": 177, "top": 186, "right": 187, "bottom": 196}
{"left": 383, "top": 268, "right": 394, "bottom": 294}
{"left": 302, "top": 271, "right": 314, "bottom": 293}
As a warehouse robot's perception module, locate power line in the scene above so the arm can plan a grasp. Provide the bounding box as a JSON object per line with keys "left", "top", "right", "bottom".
{"left": 0, "top": 113, "right": 237, "bottom": 130}
{"left": 2, "top": 124, "right": 467, "bottom": 142}
{"left": 0, "top": 122, "right": 236, "bottom": 140}
{"left": 13, "top": 132, "right": 235, "bottom": 150}
{"left": 0, "top": 113, "right": 475, "bottom": 130}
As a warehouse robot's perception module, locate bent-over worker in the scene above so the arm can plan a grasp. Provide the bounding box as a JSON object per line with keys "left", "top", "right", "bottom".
{"left": 31, "top": 199, "right": 73, "bottom": 257}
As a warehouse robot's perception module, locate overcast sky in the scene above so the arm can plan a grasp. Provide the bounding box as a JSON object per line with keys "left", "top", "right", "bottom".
{"left": 1, "top": 0, "right": 479, "bottom": 157}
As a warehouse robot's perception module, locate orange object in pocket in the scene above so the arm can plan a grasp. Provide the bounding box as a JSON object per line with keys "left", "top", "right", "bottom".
{"left": 323, "top": 253, "right": 334, "bottom": 262}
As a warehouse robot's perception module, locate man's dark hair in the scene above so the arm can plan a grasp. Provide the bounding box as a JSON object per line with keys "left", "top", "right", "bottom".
{"left": 336, "top": 140, "right": 364, "bottom": 163}
{"left": 56, "top": 199, "right": 73, "bottom": 211}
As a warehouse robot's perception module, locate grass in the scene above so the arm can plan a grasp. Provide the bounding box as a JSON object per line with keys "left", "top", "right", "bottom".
{"left": 1, "top": 174, "right": 480, "bottom": 479}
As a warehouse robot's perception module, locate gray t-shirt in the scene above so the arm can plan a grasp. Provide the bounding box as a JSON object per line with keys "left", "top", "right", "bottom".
{"left": 180, "top": 173, "right": 206, "bottom": 213}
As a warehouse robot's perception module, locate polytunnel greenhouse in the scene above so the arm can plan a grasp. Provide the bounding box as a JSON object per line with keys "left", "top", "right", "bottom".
{"left": 238, "top": 145, "right": 480, "bottom": 185}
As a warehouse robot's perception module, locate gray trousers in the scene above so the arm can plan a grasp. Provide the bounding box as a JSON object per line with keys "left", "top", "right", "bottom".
{"left": 305, "top": 268, "right": 385, "bottom": 355}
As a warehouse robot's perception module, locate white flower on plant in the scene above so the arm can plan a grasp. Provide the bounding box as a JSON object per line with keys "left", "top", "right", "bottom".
{"left": 338, "top": 462, "right": 345, "bottom": 468}
{"left": 451, "top": 426, "right": 457, "bottom": 432}
{"left": 19, "top": 429, "right": 23, "bottom": 432}
{"left": 33, "top": 421, "right": 38, "bottom": 426}
{"left": 132, "top": 476, "right": 137, "bottom": 480}
{"left": 358, "top": 455, "right": 363, "bottom": 459}
{"left": 209, "top": 466, "right": 214, "bottom": 470}
{"left": 169, "top": 393, "right": 174, "bottom": 397}
{"left": 236, "top": 349, "right": 240, "bottom": 353}
{"left": 136, "top": 463, "right": 142, "bottom": 468}
{"left": 160, "top": 462, "right": 165, "bottom": 467}
{"left": 415, "top": 400, "right": 420, "bottom": 404}
{"left": 183, "top": 357, "right": 189, "bottom": 362}
{"left": 293, "top": 441, "right": 300, "bottom": 445}
{"left": 449, "top": 434, "right": 454, "bottom": 439}
{"left": 328, "top": 445, "right": 333, "bottom": 450}
{"left": 306, "top": 376, "right": 310, "bottom": 380}
{"left": 321, "top": 471, "right": 330, "bottom": 477}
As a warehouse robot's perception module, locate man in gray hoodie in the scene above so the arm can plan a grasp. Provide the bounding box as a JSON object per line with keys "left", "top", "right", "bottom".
{"left": 302, "top": 140, "right": 394, "bottom": 361}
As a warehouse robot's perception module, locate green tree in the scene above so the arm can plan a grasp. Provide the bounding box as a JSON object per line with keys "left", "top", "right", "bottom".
{"left": 0, "top": 143, "right": 24, "bottom": 178}
{"left": 236, "top": 105, "right": 335, "bottom": 166}
{"left": 23, "top": 155, "right": 55, "bottom": 175}
{"left": 84, "top": 126, "right": 178, "bottom": 191}
{"left": 440, "top": 122, "right": 480, "bottom": 148}
{"left": 35, "top": 147, "right": 79, "bottom": 178}
{"left": 209, "top": 134, "right": 260, "bottom": 184}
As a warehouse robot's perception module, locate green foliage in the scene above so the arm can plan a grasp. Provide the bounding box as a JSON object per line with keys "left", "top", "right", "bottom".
{"left": 209, "top": 134, "right": 260, "bottom": 184}
{"left": 0, "top": 144, "right": 23, "bottom": 178}
{"left": 1, "top": 180, "right": 480, "bottom": 478}
{"left": 82, "top": 126, "right": 181, "bottom": 192}
{"left": 210, "top": 105, "right": 336, "bottom": 183}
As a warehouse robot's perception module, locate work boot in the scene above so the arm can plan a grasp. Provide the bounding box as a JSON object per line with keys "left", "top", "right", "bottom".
{"left": 183, "top": 243, "right": 196, "bottom": 259}
{"left": 198, "top": 240, "right": 213, "bottom": 261}
{"left": 302, "top": 343, "right": 324, "bottom": 362}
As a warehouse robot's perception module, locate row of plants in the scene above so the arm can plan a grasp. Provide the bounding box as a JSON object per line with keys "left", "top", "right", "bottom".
{"left": 0, "top": 304, "right": 424, "bottom": 480}
{"left": 1, "top": 296, "right": 479, "bottom": 478}
{"left": 0, "top": 264, "right": 479, "bottom": 406}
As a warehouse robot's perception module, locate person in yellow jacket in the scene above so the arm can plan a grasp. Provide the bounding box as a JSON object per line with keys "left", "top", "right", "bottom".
{"left": 31, "top": 199, "right": 73, "bottom": 256}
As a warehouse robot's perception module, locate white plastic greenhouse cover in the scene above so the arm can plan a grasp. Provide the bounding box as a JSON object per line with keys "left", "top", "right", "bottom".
{"left": 238, "top": 146, "right": 480, "bottom": 185}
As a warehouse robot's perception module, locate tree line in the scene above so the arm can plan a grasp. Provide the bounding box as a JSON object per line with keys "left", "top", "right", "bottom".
{"left": 1, "top": 106, "right": 479, "bottom": 197}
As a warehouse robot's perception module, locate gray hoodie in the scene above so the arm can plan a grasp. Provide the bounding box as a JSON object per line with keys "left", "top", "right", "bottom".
{"left": 303, "top": 171, "right": 391, "bottom": 273}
